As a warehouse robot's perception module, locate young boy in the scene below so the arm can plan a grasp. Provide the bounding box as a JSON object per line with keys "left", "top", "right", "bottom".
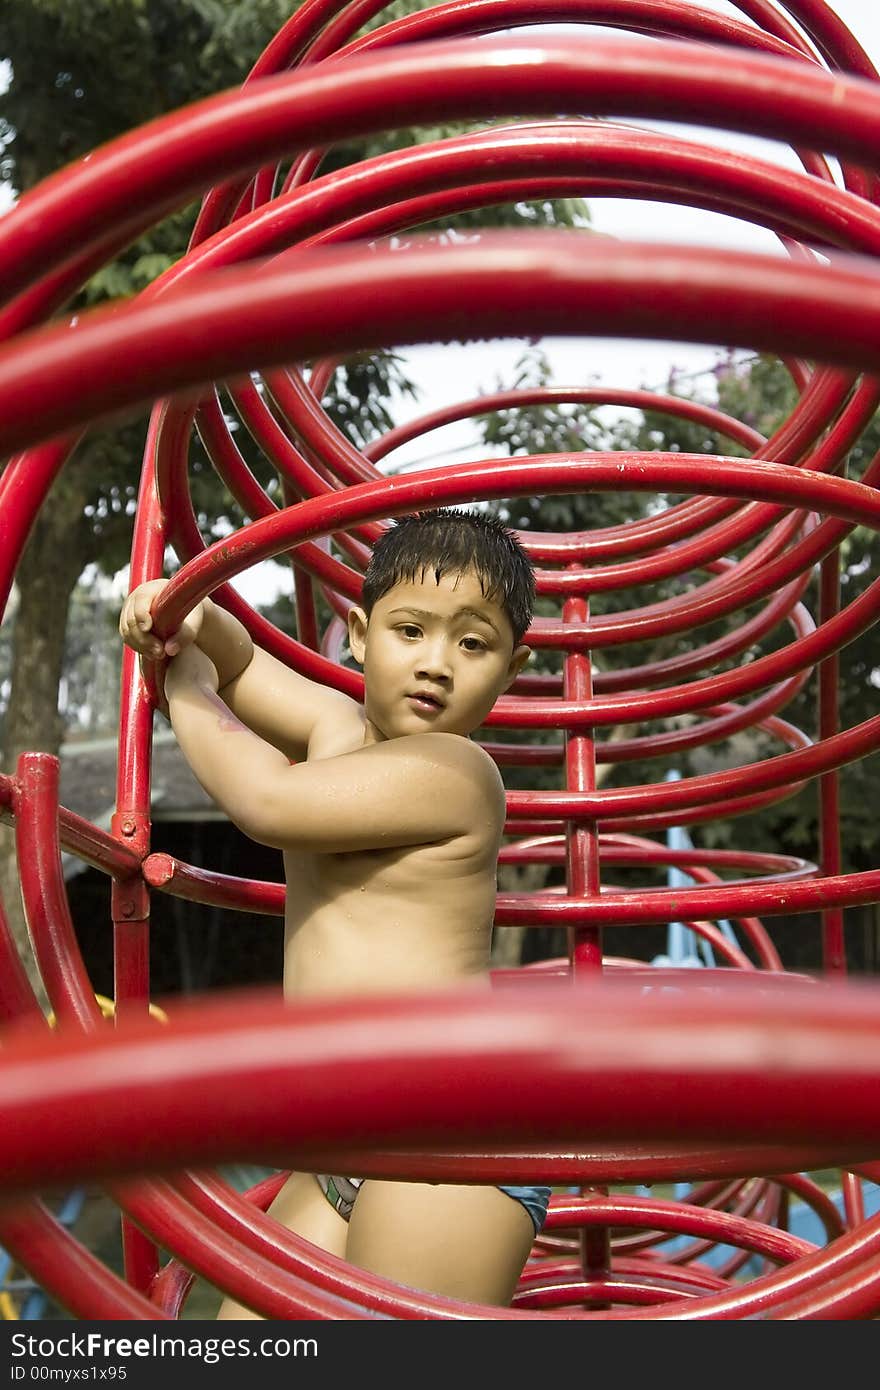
{"left": 119, "top": 508, "right": 550, "bottom": 1314}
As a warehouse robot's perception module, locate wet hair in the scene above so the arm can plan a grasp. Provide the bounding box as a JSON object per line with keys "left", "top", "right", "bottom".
{"left": 361, "top": 508, "right": 535, "bottom": 644}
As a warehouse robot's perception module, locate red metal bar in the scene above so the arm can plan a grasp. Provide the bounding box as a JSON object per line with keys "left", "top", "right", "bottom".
{"left": 818, "top": 551, "right": 846, "bottom": 974}
{"left": 0, "top": 1200, "right": 168, "bottom": 1321}
{"left": 114, "top": 407, "right": 168, "bottom": 1294}
{"left": 5, "top": 978, "right": 880, "bottom": 1183}
{"left": 560, "top": 588, "right": 609, "bottom": 1295}
{"left": 5, "top": 0, "right": 880, "bottom": 1324}
{"left": 12, "top": 31, "right": 880, "bottom": 307}
{"left": 8, "top": 978, "right": 880, "bottom": 1312}
{"left": 15, "top": 754, "right": 106, "bottom": 1031}
{"left": 564, "top": 591, "right": 601, "bottom": 977}
{"left": 0, "top": 889, "right": 41, "bottom": 1025}
{"left": 543, "top": 1193, "right": 816, "bottom": 1265}
{"left": 11, "top": 236, "right": 880, "bottom": 461}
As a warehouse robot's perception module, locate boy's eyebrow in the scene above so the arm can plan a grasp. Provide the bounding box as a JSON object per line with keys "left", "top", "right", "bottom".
{"left": 387, "top": 605, "right": 500, "bottom": 635}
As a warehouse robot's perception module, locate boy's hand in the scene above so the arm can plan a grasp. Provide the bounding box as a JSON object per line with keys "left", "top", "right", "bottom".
{"left": 118, "top": 579, "right": 206, "bottom": 661}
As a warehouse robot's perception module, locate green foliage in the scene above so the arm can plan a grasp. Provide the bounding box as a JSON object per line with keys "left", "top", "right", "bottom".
{"left": 481, "top": 346, "right": 604, "bottom": 457}
{"left": 326, "top": 351, "right": 420, "bottom": 450}
{"left": 479, "top": 344, "right": 649, "bottom": 538}
{"left": 1, "top": 0, "right": 295, "bottom": 184}
{"left": 0, "top": 1, "right": 302, "bottom": 601}
{"left": 715, "top": 351, "right": 800, "bottom": 446}
{"left": 411, "top": 192, "right": 590, "bottom": 236}
{"left": 82, "top": 227, "right": 195, "bottom": 307}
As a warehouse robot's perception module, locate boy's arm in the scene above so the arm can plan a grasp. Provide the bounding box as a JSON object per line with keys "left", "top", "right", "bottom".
{"left": 165, "top": 646, "right": 497, "bottom": 854}
{"left": 217, "top": 641, "right": 357, "bottom": 763}
{"left": 120, "top": 579, "right": 357, "bottom": 762}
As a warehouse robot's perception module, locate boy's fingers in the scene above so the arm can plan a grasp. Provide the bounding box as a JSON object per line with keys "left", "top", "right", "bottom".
{"left": 133, "top": 597, "right": 153, "bottom": 630}
{"left": 120, "top": 582, "right": 177, "bottom": 657}
{"left": 120, "top": 609, "right": 163, "bottom": 658}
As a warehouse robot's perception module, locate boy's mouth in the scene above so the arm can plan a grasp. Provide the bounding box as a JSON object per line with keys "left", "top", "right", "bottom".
{"left": 407, "top": 690, "right": 445, "bottom": 713}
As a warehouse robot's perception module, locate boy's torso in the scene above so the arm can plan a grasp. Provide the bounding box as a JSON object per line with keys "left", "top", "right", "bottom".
{"left": 281, "top": 700, "right": 502, "bottom": 998}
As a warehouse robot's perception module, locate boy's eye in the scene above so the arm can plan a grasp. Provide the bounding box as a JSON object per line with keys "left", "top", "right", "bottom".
{"left": 398, "top": 624, "right": 422, "bottom": 639}
{"left": 461, "top": 636, "right": 487, "bottom": 652}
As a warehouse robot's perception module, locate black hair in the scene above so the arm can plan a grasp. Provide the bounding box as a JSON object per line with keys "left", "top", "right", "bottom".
{"left": 361, "top": 508, "right": 535, "bottom": 644}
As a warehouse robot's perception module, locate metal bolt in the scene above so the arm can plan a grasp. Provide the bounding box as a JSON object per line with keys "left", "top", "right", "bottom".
{"left": 119, "top": 901, "right": 136, "bottom": 919}
{"left": 121, "top": 818, "right": 136, "bottom": 836}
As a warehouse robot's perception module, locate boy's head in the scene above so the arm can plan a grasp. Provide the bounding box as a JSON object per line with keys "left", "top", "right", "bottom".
{"left": 348, "top": 508, "right": 534, "bottom": 741}
{"left": 361, "top": 508, "right": 535, "bottom": 643}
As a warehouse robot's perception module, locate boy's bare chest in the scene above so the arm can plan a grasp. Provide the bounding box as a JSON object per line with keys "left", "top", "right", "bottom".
{"left": 281, "top": 836, "right": 497, "bottom": 995}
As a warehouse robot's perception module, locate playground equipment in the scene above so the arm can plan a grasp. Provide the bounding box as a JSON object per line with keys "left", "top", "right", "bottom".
{"left": 3, "top": 0, "right": 880, "bottom": 1318}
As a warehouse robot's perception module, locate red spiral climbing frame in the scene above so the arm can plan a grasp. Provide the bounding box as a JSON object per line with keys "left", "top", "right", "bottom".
{"left": 2, "top": 0, "right": 880, "bottom": 1319}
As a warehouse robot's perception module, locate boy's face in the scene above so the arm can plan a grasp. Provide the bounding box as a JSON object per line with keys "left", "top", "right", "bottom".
{"left": 348, "top": 568, "right": 530, "bottom": 743}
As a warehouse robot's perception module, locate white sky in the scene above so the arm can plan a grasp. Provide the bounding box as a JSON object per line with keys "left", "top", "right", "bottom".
{"left": 3, "top": 5, "right": 880, "bottom": 605}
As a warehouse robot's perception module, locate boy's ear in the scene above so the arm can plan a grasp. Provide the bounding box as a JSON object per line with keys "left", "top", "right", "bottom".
{"left": 348, "top": 605, "right": 368, "bottom": 665}
{"left": 503, "top": 643, "right": 531, "bottom": 692}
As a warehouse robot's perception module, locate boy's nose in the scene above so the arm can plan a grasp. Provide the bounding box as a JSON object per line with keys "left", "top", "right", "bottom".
{"left": 416, "top": 644, "right": 452, "bottom": 680}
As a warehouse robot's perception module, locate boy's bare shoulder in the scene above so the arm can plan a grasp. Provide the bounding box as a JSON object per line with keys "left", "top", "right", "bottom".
{"left": 364, "top": 732, "right": 504, "bottom": 798}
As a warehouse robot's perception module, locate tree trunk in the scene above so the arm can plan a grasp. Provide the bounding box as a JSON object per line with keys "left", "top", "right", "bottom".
{"left": 0, "top": 480, "right": 90, "bottom": 1009}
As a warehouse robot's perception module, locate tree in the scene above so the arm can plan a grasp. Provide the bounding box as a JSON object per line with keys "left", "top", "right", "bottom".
{"left": 0, "top": 2, "right": 306, "bottom": 998}
{"left": 0, "top": 0, "right": 589, "bottom": 998}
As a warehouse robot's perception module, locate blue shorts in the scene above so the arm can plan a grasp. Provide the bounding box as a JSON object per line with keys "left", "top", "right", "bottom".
{"left": 498, "top": 1184, "right": 552, "bottom": 1234}
{"left": 315, "top": 1175, "right": 551, "bottom": 1234}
